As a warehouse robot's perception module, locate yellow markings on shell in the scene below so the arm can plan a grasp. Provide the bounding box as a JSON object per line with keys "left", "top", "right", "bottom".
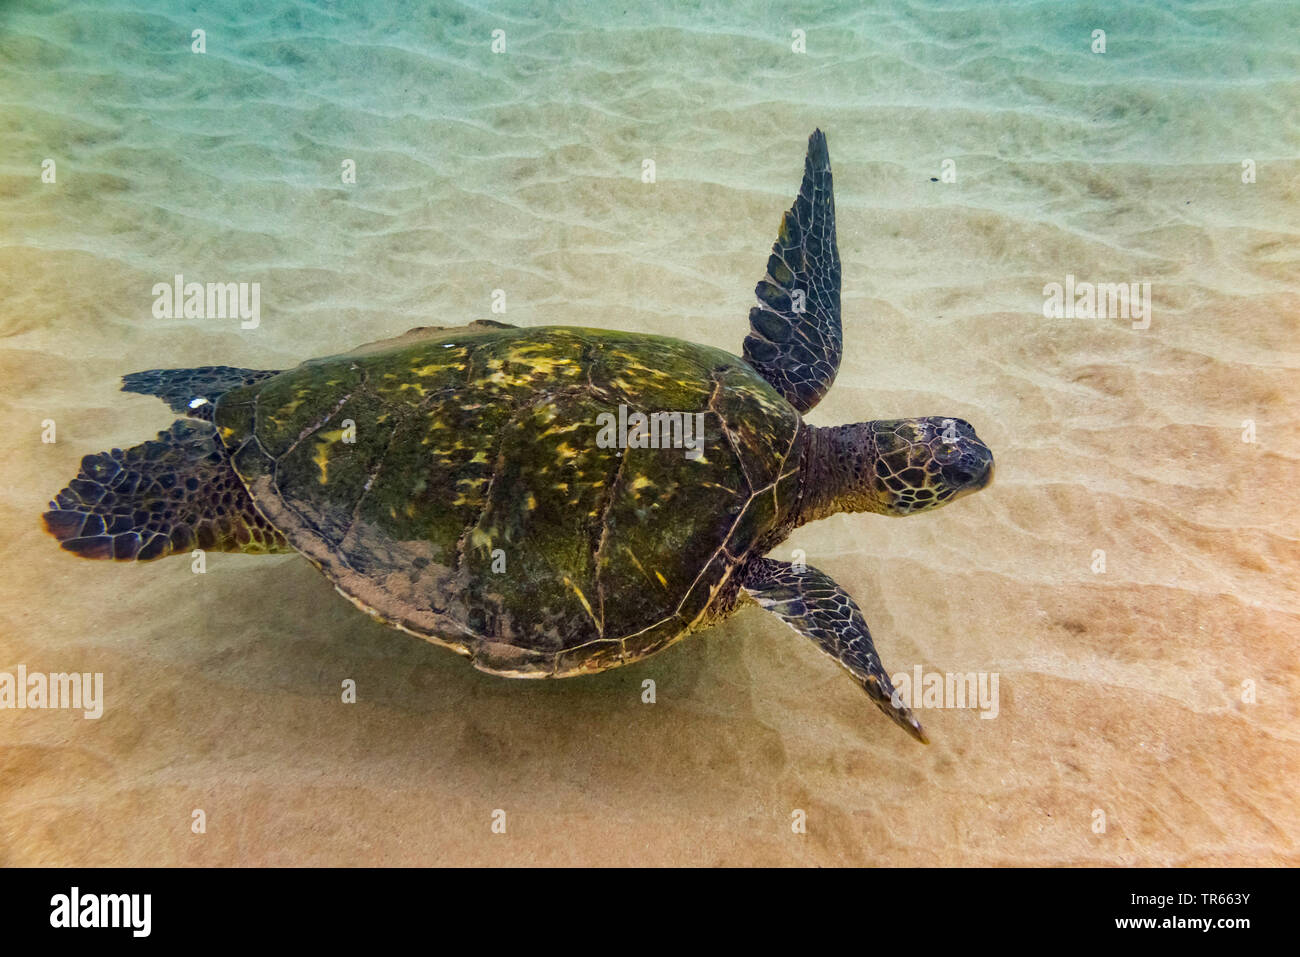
{"left": 421, "top": 416, "right": 452, "bottom": 444}
{"left": 540, "top": 421, "right": 583, "bottom": 437}
{"left": 410, "top": 361, "right": 460, "bottom": 378}
{"left": 614, "top": 359, "right": 675, "bottom": 386}
{"left": 272, "top": 397, "right": 305, "bottom": 420}
{"left": 696, "top": 481, "right": 735, "bottom": 493}
{"left": 453, "top": 474, "right": 490, "bottom": 508}
{"left": 476, "top": 348, "right": 580, "bottom": 393}
{"left": 312, "top": 428, "right": 348, "bottom": 484}
{"left": 563, "top": 576, "right": 600, "bottom": 631}
{"left": 507, "top": 353, "right": 576, "bottom": 377}
{"left": 621, "top": 546, "right": 652, "bottom": 583}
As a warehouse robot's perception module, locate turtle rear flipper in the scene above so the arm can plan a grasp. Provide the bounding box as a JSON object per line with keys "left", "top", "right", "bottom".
{"left": 42, "top": 419, "right": 290, "bottom": 561}
{"left": 122, "top": 365, "right": 280, "bottom": 422}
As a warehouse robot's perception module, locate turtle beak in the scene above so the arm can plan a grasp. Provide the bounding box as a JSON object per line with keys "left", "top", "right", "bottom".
{"left": 940, "top": 444, "right": 994, "bottom": 495}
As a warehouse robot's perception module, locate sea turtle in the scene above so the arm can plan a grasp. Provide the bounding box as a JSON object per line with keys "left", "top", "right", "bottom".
{"left": 42, "top": 130, "right": 993, "bottom": 742}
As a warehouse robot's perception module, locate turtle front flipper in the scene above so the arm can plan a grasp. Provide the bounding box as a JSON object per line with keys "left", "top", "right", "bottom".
{"left": 741, "top": 128, "right": 842, "bottom": 414}
{"left": 741, "top": 557, "right": 926, "bottom": 743}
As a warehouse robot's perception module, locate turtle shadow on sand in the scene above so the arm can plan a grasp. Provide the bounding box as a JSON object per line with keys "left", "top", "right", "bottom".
{"left": 177, "top": 556, "right": 794, "bottom": 792}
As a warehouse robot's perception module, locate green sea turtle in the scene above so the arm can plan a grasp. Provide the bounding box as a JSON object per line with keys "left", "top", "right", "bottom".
{"left": 42, "top": 130, "right": 993, "bottom": 742}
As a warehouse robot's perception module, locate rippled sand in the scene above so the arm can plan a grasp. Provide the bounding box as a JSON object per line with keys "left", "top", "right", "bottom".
{"left": 1, "top": 0, "right": 1297, "bottom": 865}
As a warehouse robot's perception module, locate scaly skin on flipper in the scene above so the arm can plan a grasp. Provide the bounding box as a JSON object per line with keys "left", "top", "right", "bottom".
{"left": 42, "top": 419, "right": 290, "bottom": 560}
{"left": 742, "top": 556, "right": 927, "bottom": 743}
{"left": 122, "top": 366, "right": 280, "bottom": 422}
{"left": 742, "top": 128, "right": 842, "bottom": 414}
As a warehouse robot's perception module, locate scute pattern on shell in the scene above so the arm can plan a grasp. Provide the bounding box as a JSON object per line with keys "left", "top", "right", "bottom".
{"left": 214, "top": 323, "right": 803, "bottom": 676}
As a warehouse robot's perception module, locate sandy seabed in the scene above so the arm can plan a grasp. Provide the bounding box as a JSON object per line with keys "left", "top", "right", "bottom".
{"left": 1, "top": 1, "right": 1297, "bottom": 865}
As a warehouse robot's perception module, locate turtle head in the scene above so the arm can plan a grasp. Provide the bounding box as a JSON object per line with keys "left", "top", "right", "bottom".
{"left": 794, "top": 417, "right": 995, "bottom": 525}
{"left": 860, "top": 416, "right": 994, "bottom": 515}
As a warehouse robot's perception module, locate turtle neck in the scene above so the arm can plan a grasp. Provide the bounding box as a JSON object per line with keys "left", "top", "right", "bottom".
{"left": 793, "top": 423, "right": 884, "bottom": 526}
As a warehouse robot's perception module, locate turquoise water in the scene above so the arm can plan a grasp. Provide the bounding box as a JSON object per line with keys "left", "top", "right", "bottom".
{"left": 2, "top": 1, "right": 1297, "bottom": 865}
{"left": 5, "top": 1, "right": 1296, "bottom": 336}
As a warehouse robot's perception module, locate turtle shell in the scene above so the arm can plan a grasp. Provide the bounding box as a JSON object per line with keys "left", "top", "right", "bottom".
{"left": 214, "top": 324, "right": 804, "bottom": 676}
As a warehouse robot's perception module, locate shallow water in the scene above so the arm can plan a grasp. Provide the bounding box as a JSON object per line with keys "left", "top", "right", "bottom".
{"left": 1, "top": 0, "right": 1297, "bottom": 865}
